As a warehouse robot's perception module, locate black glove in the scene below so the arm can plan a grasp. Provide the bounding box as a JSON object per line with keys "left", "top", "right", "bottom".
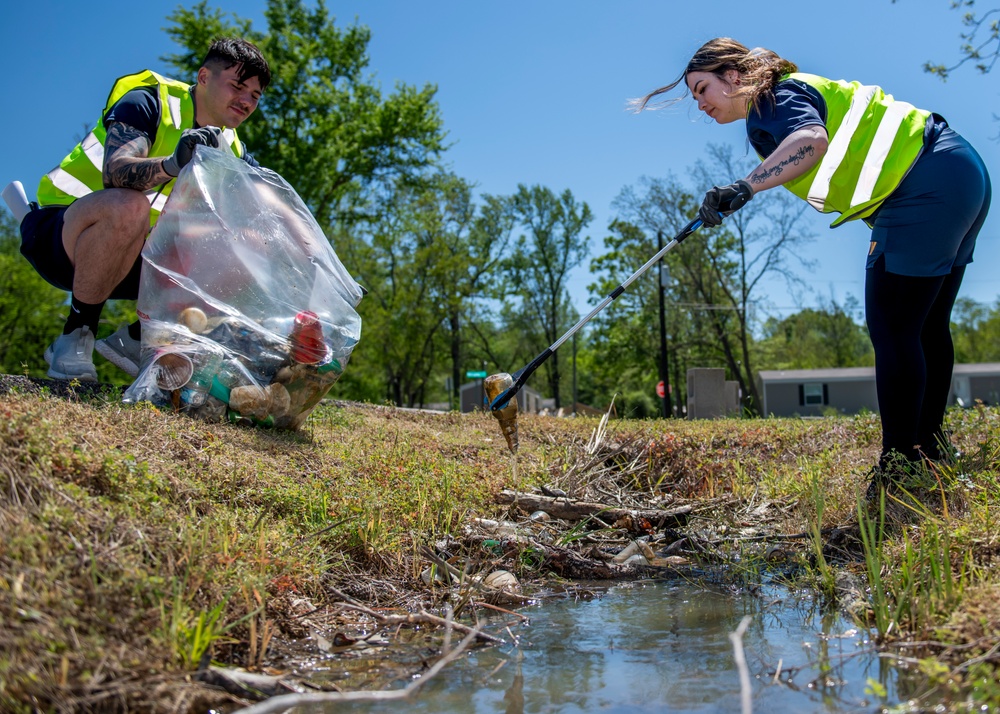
{"left": 698, "top": 179, "right": 754, "bottom": 227}
{"left": 162, "top": 127, "right": 224, "bottom": 177}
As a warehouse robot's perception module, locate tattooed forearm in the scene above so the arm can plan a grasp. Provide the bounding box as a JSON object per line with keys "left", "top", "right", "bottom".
{"left": 749, "top": 145, "right": 816, "bottom": 185}
{"left": 103, "top": 123, "right": 170, "bottom": 190}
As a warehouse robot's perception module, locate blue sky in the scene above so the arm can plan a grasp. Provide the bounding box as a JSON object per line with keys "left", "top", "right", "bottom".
{"left": 3, "top": 0, "right": 998, "bottom": 320}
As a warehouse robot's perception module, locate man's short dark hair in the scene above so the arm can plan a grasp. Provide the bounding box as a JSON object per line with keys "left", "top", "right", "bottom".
{"left": 201, "top": 37, "right": 271, "bottom": 90}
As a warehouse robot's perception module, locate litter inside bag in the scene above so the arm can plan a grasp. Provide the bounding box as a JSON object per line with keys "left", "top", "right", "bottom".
{"left": 123, "top": 148, "right": 364, "bottom": 430}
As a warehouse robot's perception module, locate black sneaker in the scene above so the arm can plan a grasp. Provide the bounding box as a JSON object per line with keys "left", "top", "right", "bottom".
{"left": 920, "top": 430, "right": 961, "bottom": 464}
{"left": 863, "top": 452, "right": 929, "bottom": 504}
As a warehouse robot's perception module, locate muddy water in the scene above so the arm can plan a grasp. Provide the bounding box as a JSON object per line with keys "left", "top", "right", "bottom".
{"left": 301, "top": 581, "right": 933, "bottom": 713}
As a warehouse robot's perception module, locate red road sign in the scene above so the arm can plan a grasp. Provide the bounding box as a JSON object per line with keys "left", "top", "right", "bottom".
{"left": 656, "top": 380, "right": 665, "bottom": 398}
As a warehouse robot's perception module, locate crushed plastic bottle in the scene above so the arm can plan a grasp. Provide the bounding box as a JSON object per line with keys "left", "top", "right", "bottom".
{"left": 484, "top": 373, "right": 519, "bottom": 454}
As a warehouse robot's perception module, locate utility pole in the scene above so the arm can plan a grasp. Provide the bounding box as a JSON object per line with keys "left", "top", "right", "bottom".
{"left": 657, "top": 230, "right": 672, "bottom": 418}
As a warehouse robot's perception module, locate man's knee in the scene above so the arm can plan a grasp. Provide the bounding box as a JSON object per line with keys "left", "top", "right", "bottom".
{"left": 62, "top": 189, "right": 150, "bottom": 266}
{"left": 104, "top": 189, "right": 151, "bottom": 237}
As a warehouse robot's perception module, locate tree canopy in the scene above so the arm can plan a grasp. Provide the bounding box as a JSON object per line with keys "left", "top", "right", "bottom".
{"left": 164, "top": 0, "right": 447, "bottom": 229}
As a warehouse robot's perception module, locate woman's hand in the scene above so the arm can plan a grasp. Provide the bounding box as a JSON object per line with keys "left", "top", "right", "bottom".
{"left": 698, "top": 180, "right": 754, "bottom": 227}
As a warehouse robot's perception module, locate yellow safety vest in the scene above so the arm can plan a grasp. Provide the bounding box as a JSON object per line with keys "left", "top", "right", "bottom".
{"left": 37, "top": 69, "right": 244, "bottom": 225}
{"left": 771, "top": 73, "right": 931, "bottom": 227}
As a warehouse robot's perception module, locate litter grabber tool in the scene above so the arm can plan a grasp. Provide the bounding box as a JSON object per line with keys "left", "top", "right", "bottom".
{"left": 487, "top": 217, "right": 704, "bottom": 413}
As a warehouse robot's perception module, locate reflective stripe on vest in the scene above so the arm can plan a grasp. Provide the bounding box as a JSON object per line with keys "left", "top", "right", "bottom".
{"left": 776, "top": 73, "right": 930, "bottom": 227}
{"left": 37, "top": 69, "right": 244, "bottom": 226}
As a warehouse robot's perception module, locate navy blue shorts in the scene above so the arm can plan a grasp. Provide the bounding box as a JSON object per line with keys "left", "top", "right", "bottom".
{"left": 867, "top": 126, "right": 992, "bottom": 277}
{"left": 19, "top": 205, "right": 143, "bottom": 300}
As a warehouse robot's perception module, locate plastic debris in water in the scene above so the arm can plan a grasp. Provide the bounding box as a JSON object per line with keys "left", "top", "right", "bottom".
{"left": 482, "top": 569, "right": 520, "bottom": 592}
{"left": 484, "top": 372, "right": 519, "bottom": 454}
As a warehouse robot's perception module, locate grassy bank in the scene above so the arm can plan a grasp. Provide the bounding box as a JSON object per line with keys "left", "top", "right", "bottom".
{"left": 1, "top": 380, "right": 999, "bottom": 711}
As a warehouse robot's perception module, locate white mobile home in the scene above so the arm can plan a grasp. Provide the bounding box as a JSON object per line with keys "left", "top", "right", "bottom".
{"left": 757, "top": 363, "right": 1000, "bottom": 417}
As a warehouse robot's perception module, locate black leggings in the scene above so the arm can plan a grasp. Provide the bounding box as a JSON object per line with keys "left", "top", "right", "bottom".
{"left": 865, "top": 255, "right": 966, "bottom": 461}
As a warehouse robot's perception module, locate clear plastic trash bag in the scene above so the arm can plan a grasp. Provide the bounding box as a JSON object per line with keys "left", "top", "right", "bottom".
{"left": 123, "top": 147, "right": 364, "bottom": 429}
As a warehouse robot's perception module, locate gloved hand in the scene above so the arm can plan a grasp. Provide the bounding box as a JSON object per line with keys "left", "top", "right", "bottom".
{"left": 162, "top": 127, "right": 224, "bottom": 177}
{"left": 698, "top": 179, "right": 754, "bottom": 227}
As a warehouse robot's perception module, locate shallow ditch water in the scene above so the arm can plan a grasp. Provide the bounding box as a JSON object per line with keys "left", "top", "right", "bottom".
{"left": 283, "top": 580, "right": 937, "bottom": 713}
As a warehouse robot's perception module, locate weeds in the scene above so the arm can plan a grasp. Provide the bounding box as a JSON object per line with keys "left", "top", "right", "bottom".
{"left": 858, "top": 482, "right": 973, "bottom": 649}
{"left": 806, "top": 471, "right": 837, "bottom": 601}
{"left": 241, "top": 586, "right": 275, "bottom": 670}
{"left": 858, "top": 492, "right": 891, "bottom": 637}
{"left": 1, "top": 389, "right": 999, "bottom": 711}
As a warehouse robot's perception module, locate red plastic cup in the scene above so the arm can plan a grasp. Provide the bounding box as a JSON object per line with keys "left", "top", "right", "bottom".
{"left": 289, "top": 310, "right": 326, "bottom": 364}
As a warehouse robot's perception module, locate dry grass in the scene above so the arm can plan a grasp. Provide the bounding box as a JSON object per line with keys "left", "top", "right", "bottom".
{"left": 1, "top": 379, "right": 999, "bottom": 712}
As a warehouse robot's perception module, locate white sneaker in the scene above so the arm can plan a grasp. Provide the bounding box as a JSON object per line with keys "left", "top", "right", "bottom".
{"left": 44, "top": 327, "right": 98, "bottom": 382}
{"left": 95, "top": 324, "right": 141, "bottom": 377}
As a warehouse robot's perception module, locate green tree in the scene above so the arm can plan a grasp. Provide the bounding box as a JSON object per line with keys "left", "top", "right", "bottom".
{"left": 417, "top": 177, "right": 515, "bottom": 409}
{"left": 164, "top": 0, "right": 446, "bottom": 229}
{"left": 605, "top": 145, "right": 816, "bottom": 416}
{"left": 952, "top": 296, "right": 1000, "bottom": 362}
{"left": 504, "top": 185, "right": 592, "bottom": 410}
{"left": 756, "top": 297, "right": 874, "bottom": 370}
{"left": 582, "top": 219, "right": 683, "bottom": 417}
{"left": 0, "top": 214, "right": 66, "bottom": 377}
{"left": 335, "top": 177, "right": 448, "bottom": 406}
{"left": 590, "top": 177, "right": 726, "bottom": 416}
{"left": 688, "top": 145, "right": 816, "bottom": 413}
{"left": 331, "top": 175, "right": 518, "bottom": 409}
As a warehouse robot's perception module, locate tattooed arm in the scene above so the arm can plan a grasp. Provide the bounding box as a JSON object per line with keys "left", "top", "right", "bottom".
{"left": 102, "top": 122, "right": 173, "bottom": 190}
{"left": 744, "top": 125, "right": 828, "bottom": 194}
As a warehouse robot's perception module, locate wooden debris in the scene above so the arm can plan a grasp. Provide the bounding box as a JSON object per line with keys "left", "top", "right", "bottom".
{"left": 197, "top": 666, "right": 300, "bottom": 700}
{"left": 327, "top": 587, "right": 505, "bottom": 645}
{"left": 528, "top": 540, "right": 681, "bottom": 579}
{"left": 497, "top": 490, "right": 692, "bottom": 531}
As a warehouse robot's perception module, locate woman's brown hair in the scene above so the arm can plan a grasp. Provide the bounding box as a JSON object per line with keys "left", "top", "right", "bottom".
{"left": 630, "top": 37, "right": 798, "bottom": 113}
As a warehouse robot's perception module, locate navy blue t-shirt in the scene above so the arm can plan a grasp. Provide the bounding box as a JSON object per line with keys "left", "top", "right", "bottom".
{"left": 103, "top": 87, "right": 259, "bottom": 167}
{"left": 746, "top": 79, "right": 826, "bottom": 159}
{"left": 746, "top": 78, "right": 944, "bottom": 158}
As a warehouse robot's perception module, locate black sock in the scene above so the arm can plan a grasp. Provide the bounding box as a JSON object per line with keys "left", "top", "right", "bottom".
{"left": 63, "top": 296, "right": 105, "bottom": 335}
{"left": 127, "top": 320, "right": 142, "bottom": 341}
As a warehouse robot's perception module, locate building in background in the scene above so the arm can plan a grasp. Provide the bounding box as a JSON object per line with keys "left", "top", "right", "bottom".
{"left": 757, "top": 363, "right": 1000, "bottom": 417}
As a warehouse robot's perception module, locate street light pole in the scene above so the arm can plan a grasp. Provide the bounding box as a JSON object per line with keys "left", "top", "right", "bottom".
{"left": 657, "top": 230, "right": 672, "bottom": 418}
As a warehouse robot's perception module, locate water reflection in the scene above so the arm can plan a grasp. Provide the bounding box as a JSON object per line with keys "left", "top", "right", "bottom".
{"left": 305, "top": 581, "right": 917, "bottom": 713}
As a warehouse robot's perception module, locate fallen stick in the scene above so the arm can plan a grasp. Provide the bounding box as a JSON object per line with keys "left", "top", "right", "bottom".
{"left": 497, "top": 490, "right": 692, "bottom": 529}
{"left": 231, "top": 628, "right": 480, "bottom": 714}
{"left": 515, "top": 539, "right": 684, "bottom": 579}
{"left": 729, "top": 615, "right": 753, "bottom": 714}
{"left": 707, "top": 525, "right": 847, "bottom": 546}
{"left": 474, "top": 600, "right": 530, "bottom": 621}
{"left": 327, "top": 587, "right": 504, "bottom": 645}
